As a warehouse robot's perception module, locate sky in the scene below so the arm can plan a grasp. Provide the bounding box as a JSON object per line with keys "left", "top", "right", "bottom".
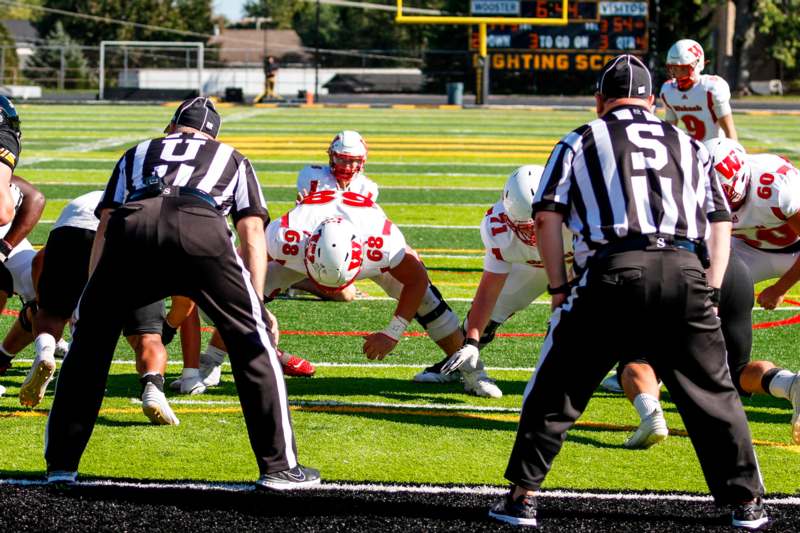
{"left": 213, "top": 0, "right": 247, "bottom": 21}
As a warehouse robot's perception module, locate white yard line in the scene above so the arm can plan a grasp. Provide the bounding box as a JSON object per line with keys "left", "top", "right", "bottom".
{"left": 0, "top": 477, "right": 797, "bottom": 505}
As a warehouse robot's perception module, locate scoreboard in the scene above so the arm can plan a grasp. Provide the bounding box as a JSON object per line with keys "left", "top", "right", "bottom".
{"left": 469, "top": 1, "right": 649, "bottom": 73}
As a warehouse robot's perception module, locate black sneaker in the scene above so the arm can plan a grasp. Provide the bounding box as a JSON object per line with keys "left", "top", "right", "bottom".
{"left": 488, "top": 491, "right": 538, "bottom": 527}
{"left": 255, "top": 465, "right": 321, "bottom": 491}
{"left": 732, "top": 498, "right": 769, "bottom": 530}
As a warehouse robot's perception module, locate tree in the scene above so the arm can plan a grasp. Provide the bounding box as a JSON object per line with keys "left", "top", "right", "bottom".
{"left": 24, "top": 21, "right": 91, "bottom": 89}
{"left": 0, "top": 23, "right": 19, "bottom": 85}
{"left": 755, "top": 0, "right": 800, "bottom": 69}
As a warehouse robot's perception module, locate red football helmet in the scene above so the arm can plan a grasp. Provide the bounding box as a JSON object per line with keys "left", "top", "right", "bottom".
{"left": 328, "top": 130, "right": 367, "bottom": 185}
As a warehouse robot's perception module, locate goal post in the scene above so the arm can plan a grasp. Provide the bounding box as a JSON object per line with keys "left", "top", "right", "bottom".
{"left": 99, "top": 41, "right": 204, "bottom": 100}
{"left": 395, "top": 0, "right": 569, "bottom": 105}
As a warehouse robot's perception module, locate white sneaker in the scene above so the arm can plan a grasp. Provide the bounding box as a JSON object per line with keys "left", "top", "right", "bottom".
{"left": 54, "top": 338, "right": 70, "bottom": 358}
{"left": 624, "top": 410, "right": 669, "bottom": 449}
{"left": 46, "top": 470, "right": 77, "bottom": 484}
{"left": 461, "top": 369, "right": 503, "bottom": 398}
{"left": 0, "top": 384, "right": 5, "bottom": 397}
{"left": 20, "top": 350, "right": 56, "bottom": 407}
{"left": 600, "top": 373, "right": 624, "bottom": 394}
{"left": 141, "top": 382, "right": 180, "bottom": 425}
{"left": 200, "top": 351, "right": 223, "bottom": 387}
{"left": 413, "top": 367, "right": 460, "bottom": 384}
{"left": 789, "top": 373, "right": 800, "bottom": 445}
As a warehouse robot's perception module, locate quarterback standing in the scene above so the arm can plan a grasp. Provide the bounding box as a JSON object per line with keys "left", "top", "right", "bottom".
{"left": 660, "top": 39, "right": 737, "bottom": 142}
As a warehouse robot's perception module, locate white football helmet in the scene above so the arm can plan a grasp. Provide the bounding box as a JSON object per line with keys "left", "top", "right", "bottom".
{"left": 502, "top": 165, "right": 544, "bottom": 246}
{"left": 328, "top": 130, "right": 367, "bottom": 184}
{"left": 304, "top": 217, "right": 363, "bottom": 291}
{"left": 707, "top": 138, "right": 750, "bottom": 208}
{"left": 666, "top": 39, "right": 704, "bottom": 90}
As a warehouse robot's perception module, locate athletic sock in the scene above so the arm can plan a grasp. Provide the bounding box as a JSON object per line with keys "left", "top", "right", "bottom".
{"left": 633, "top": 393, "right": 662, "bottom": 420}
{"left": 204, "top": 345, "right": 226, "bottom": 365}
{"left": 181, "top": 367, "right": 200, "bottom": 380}
{"left": 765, "top": 368, "right": 796, "bottom": 401}
{"left": 34, "top": 334, "right": 56, "bottom": 359}
{"left": 140, "top": 372, "right": 165, "bottom": 393}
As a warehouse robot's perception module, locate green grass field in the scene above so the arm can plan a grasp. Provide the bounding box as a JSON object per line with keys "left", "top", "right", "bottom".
{"left": 1, "top": 104, "right": 799, "bottom": 494}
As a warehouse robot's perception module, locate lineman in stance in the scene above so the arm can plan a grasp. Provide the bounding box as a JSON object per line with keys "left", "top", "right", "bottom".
{"left": 45, "top": 97, "right": 319, "bottom": 489}
{"left": 660, "top": 39, "right": 737, "bottom": 142}
{"left": 489, "top": 55, "right": 766, "bottom": 530}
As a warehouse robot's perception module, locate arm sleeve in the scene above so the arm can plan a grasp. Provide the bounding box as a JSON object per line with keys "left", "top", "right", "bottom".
{"left": 95, "top": 154, "right": 128, "bottom": 217}
{"left": 0, "top": 128, "right": 20, "bottom": 171}
{"left": 231, "top": 157, "right": 269, "bottom": 225}
{"left": 532, "top": 141, "right": 574, "bottom": 216}
{"left": 712, "top": 78, "right": 733, "bottom": 118}
{"left": 483, "top": 250, "right": 512, "bottom": 274}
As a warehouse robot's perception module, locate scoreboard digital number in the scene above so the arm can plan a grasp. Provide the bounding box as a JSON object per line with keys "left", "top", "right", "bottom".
{"left": 470, "top": 0, "right": 649, "bottom": 72}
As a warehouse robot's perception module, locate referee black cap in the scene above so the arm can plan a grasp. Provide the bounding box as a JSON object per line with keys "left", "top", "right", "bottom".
{"left": 169, "top": 97, "right": 221, "bottom": 138}
{"left": 596, "top": 54, "right": 652, "bottom": 100}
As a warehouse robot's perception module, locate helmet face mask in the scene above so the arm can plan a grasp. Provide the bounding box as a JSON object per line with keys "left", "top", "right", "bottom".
{"left": 508, "top": 218, "right": 536, "bottom": 246}
{"left": 328, "top": 130, "right": 367, "bottom": 184}
{"left": 303, "top": 217, "right": 363, "bottom": 292}
{"left": 666, "top": 39, "right": 704, "bottom": 90}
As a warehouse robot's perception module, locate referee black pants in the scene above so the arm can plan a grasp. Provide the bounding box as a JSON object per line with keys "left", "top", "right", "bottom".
{"left": 45, "top": 195, "right": 298, "bottom": 475}
{"left": 505, "top": 249, "right": 764, "bottom": 504}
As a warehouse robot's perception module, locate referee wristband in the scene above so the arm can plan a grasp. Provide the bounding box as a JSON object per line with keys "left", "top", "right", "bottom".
{"left": 546, "top": 282, "right": 570, "bottom": 295}
{"left": 382, "top": 315, "right": 409, "bottom": 342}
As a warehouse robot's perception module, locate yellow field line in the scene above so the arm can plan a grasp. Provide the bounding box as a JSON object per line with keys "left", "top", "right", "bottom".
{"left": 5, "top": 405, "right": 796, "bottom": 451}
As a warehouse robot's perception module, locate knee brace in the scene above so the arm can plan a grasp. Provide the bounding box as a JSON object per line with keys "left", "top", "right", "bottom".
{"left": 415, "top": 284, "right": 459, "bottom": 342}
{"left": 462, "top": 313, "right": 503, "bottom": 349}
{"left": 18, "top": 299, "right": 38, "bottom": 332}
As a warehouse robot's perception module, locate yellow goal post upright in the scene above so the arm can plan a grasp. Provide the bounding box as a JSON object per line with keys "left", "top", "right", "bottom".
{"left": 395, "top": 0, "right": 568, "bottom": 105}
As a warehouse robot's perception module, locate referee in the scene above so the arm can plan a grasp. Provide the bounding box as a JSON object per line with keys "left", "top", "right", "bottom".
{"left": 45, "top": 97, "right": 319, "bottom": 489}
{"left": 489, "top": 56, "right": 767, "bottom": 530}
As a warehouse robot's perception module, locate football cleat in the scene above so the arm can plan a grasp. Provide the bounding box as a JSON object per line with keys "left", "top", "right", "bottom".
{"left": 461, "top": 369, "right": 503, "bottom": 398}
{"left": 488, "top": 492, "right": 538, "bottom": 527}
{"left": 278, "top": 349, "right": 315, "bottom": 377}
{"left": 413, "top": 357, "right": 460, "bottom": 384}
{"left": 19, "top": 349, "right": 56, "bottom": 408}
{"left": 46, "top": 470, "right": 77, "bottom": 485}
{"left": 600, "top": 373, "right": 624, "bottom": 394}
{"left": 54, "top": 338, "right": 70, "bottom": 358}
{"left": 141, "top": 382, "right": 180, "bottom": 425}
{"left": 255, "top": 464, "right": 321, "bottom": 491}
{"left": 789, "top": 373, "right": 800, "bottom": 445}
{"left": 200, "top": 353, "right": 223, "bottom": 387}
{"left": 624, "top": 410, "right": 669, "bottom": 449}
{"left": 731, "top": 498, "right": 769, "bottom": 530}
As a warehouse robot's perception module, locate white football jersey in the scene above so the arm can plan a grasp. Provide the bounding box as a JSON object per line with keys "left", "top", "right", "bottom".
{"left": 731, "top": 154, "right": 800, "bottom": 251}
{"left": 267, "top": 190, "right": 405, "bottom": 279}
{"left": 480, "top": 201, "right": 573, "bottom": 274}
{"left": 296, "top": 165, "right": 379, "bottom": 201}
{"left": 660, "top": 74, "right": 732, "bottom": 142}
{"left": 53, "top": 191, "right": 103, "bottom": 232}
{"left": 0, "top": 182, "right": 23, "bottom": 240}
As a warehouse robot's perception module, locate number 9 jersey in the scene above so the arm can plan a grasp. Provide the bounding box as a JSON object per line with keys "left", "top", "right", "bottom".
{"left": 732, "top": 154, "right": 800, "bottom": 251}
{"left": 660, "top": 74, "right": 732, "bottom": 142}
{"left": 267, "top": 190, "right": 406, "bottom": 279}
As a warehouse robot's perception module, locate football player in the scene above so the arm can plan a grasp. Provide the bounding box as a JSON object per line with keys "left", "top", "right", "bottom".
{"left": 202, "top": 189, "right": 499, "bottom": 397}
{"left": 421, "top": 166, "right": 574, "bottom": 397}
{"left": 607, "top": 139, "right": 800, "bottom": 447}
{"left": 660, "top": 39, "right": 737, "bottom": 142}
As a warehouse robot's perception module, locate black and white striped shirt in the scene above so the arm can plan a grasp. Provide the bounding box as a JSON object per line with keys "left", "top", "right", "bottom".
{"left": 98, "top": 132, "right": 268, "bottom": 224}
{"left": 533, "top": 104, "right": 730, "bottom": 269}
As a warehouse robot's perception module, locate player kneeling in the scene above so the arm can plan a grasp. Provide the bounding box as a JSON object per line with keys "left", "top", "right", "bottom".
{"left": 417, "top": 166, "right": 573, "bottom": 397}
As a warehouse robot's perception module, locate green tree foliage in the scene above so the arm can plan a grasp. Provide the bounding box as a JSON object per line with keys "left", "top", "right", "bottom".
{"left": 755, "top": 0, "right": 800, "bottom": 69}
{"left": 24, "top": 20, "right": 91, "bottom": 88}
{"left": 0, "top": 23, "right": 20, "bottom": 83}
{"left": 35, "top": 0, "right": 214, "bottom": 45}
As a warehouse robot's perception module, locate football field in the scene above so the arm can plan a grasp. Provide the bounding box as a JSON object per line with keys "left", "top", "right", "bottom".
{"left": 1, "top": 104, "right": 799, "bottom": 530}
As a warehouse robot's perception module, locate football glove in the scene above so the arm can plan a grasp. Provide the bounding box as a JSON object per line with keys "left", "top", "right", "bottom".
{"left": 441, "top": 343, "right": 480, "bottom": 375}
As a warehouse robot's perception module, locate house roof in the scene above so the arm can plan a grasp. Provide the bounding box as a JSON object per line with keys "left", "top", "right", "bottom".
{"left": 1, "top": 19, "right": 39, "bottom": 45}
{"left": 208, "top": 29, "right": 309, "bottom": 64}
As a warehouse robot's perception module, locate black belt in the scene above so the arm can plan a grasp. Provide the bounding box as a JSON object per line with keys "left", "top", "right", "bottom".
{"left": 127, "top": 186, "right": 217, "bottom": 209}
{"left": 593, "top": 234, "right": 707, "bottom": 264}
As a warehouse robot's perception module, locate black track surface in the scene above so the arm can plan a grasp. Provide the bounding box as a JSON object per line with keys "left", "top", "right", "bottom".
{"left": 0, "top": 482, "right": 795, "bottom": 532}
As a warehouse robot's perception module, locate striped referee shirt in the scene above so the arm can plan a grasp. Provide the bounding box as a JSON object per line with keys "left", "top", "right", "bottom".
{"left": 97, "top": 132, "right": 268, "bottom": 224}
{"left": 533, "top": 104, "right": 731, "bottom": 269}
